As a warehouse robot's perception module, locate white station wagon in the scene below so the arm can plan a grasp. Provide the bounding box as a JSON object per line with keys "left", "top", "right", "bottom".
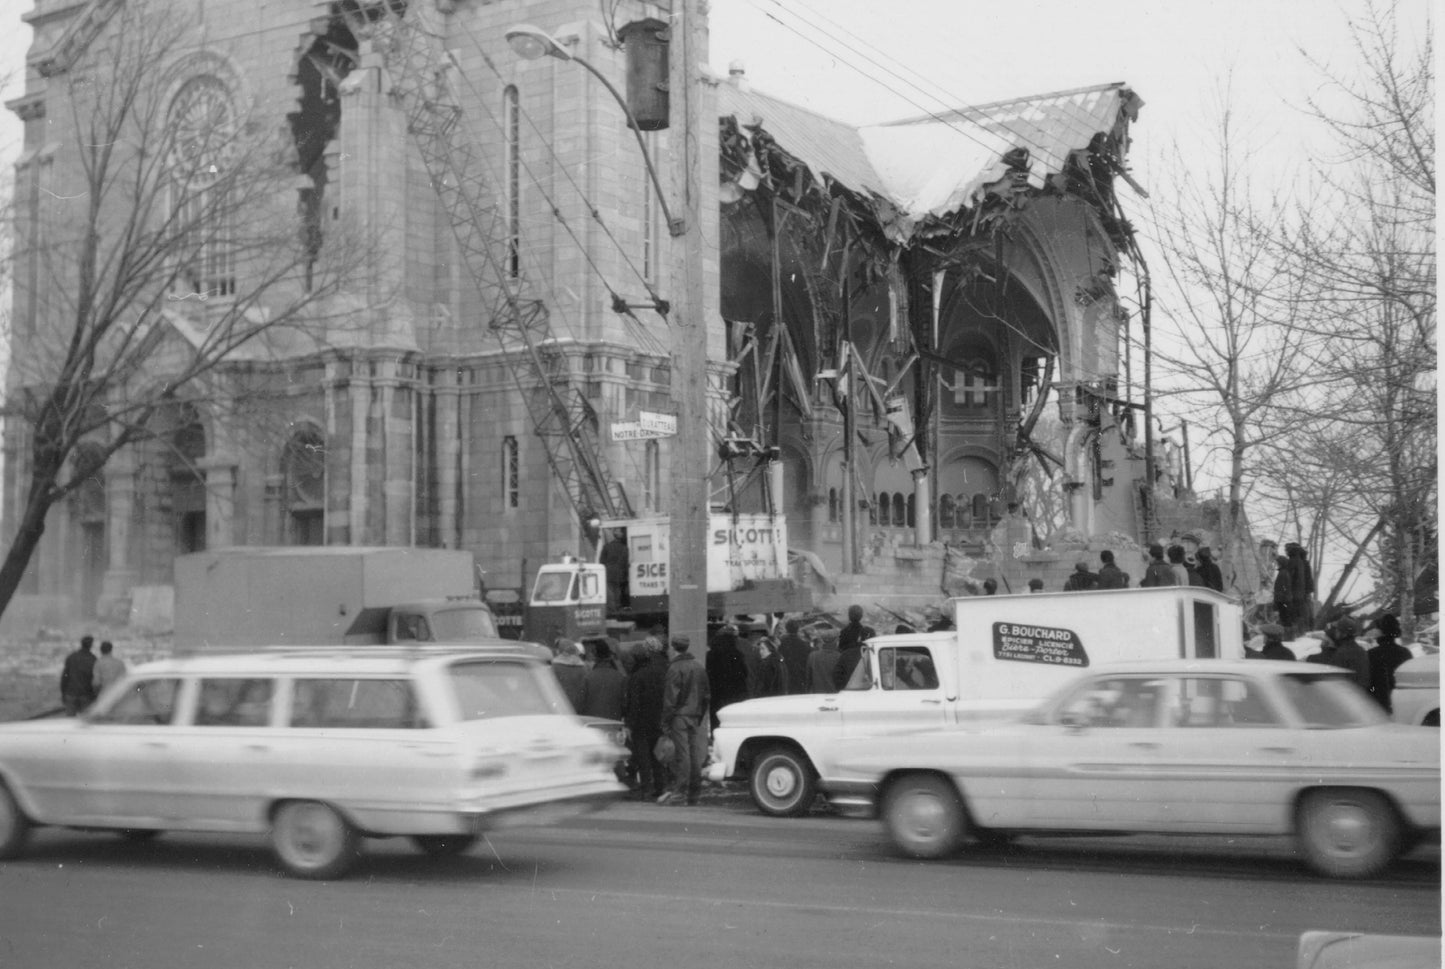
{"left": 0, "top": 647, "right": 626, "bottom": 878}
{"left": 822, "top": 659, "right": 1440, "bottom": 878}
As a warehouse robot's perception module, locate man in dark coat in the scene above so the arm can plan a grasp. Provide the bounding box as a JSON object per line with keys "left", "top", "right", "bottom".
{"left": 704, "top": 625, "right": 750, "bottom": 730}
{"left": 806, "top": 628, "right": 841, "bottom": 693}
{"left": 1063, "top": 561, "right": 1100, "bottom": 591}
{"left": 1272, "top": 555, "right": 1295, "bottom": 629}
{"left": 1366, "top": 614, "right": 1413, "bottom": 712}
{"left": 60, "top": 635, "right": 98, "bottom": 716}
{"left": 1195, "top": 547, "right": 1224, "bottom": 592}
{"left": 776, "top": 620, "right": 812, "bottom": 696}
{"left": 578, "top": 640, "right": 626, "bottom": 720}
{"left": 622, "top": 637, "right": 669, "bottom": 799}
{"left": 1286, "top": 543, "right": 1315, "bottom": 636}
{"left": 1250, "top": 623, "right": 1295, "bottom": 661}
{"left": 1314, "top": 617, "right": 1370, "bottom": 692}
{"left": 599, "top": 530, "right": 630, "bottom": 615}
{"left": 1096, "top": 550, "right": 1129, "bottom": 589}
{"left": 1139, "top": 544, "right": 1177, "bottom": 587}
{"left": 837, "top": 605, "right": 875, "bottom": 654}
{"left": 659, "top": 635, "right": 711, "bottom": 806}
{"left": 753, "top": 636, "right": 789, "bottom": 698}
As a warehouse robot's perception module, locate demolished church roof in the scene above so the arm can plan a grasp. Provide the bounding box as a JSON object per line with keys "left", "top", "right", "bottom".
{"left": 717, "top": 80, "right": 1143, "bottom": 242}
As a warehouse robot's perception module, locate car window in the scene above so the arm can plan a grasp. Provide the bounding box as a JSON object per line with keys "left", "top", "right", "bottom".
{"left": 877, "top": 646, "right": 939, "bottom": 691}
{"left": 532, "top": 572, "right": 575, "bottom": 603}
{"left": 90, "top": 678, "right": 182, "bottom": 725}
{"left": 1169, "top": 677, "right": 1280, "bottom": 727}
{"left": 291, "top": 678, "right": 425, "bottom": 729}
{"left": 430, "top": 607, "right": 498, "bottom": 640}
{"left": 195, "top": 678, "right": 274, "bottom": 727}
{"left": 395, "top": 614, "right": 432, "bottom": 642}
{"left": 448, "top": 660, "right": 557, "bottom": 719}
{"left": 1056, "top": 677, "right": 1166, "bottom": 728}
{"left": 843, "top": 650, "right": 874, "bottom": 691}
{"left": 1276, "top": 672, "right": 1389, "bottom": 728}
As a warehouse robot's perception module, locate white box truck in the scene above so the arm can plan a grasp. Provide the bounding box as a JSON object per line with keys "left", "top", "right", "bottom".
{"left": 710, "top": 586, "right": 1244, "bottom": 816}
{"left": 173, "top": 547, "right": 529, "bottom": 653}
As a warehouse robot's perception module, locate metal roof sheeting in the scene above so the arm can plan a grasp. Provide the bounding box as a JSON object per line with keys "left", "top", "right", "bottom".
{"left": 718, "top": 81, "right": 1141, "bottom": 229}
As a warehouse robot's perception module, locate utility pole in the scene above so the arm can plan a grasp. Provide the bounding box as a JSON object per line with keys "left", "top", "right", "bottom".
{"left": 666, "top": 0, "right": 709, "bottom": 650}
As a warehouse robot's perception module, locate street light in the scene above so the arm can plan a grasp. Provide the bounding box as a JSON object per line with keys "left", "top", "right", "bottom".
{"left": 505, "top": 24, "right": 683, "bottom": 236}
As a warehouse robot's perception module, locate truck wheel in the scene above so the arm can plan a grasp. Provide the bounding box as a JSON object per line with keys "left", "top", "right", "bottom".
{"left": 411, "top": 834, "right": 479, "bottom": 858}
{"left": 1296, "top": 788, "right": 1400, "bottom": 879}
{"left": 749, "top": 747, "right": 817, "bottom": 817}
{"left": 883, "top": 773, "right": 967, "bottom": 860}
{"left": 272, "top": 801, "right": 359, "bottom": 880}
{"left": 0, "top": 783, "right": 31, "bottom": 860}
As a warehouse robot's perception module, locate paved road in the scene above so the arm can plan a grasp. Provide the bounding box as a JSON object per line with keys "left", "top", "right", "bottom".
{"left": 0, "top": 798, "right": 1437, "bottom": 969}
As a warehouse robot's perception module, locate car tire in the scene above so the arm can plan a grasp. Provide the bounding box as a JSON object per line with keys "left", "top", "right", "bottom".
{"left": 749, "top": 747, "right": 817, "bottom": 817}
{"left": 271, "top": 801, "right": 359, "bottom": 880}
{"left": 0, "top": 783, "right": 31, "bottom": 860}
{"left": 883, "top": 773, "right": 967, "bottom": 860}
{"left": 1296, "top": 788, "right": 1401, "bottom": 879}
{"left": 411, "top": 834, "right": 479, "bottom": 858}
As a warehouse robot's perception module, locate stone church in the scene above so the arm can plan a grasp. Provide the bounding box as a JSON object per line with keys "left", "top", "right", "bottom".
{"left": 3, "top": 0, "right": 1183, "bottom": 630}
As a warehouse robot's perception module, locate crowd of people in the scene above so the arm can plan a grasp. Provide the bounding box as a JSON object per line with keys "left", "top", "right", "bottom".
{"left": 1026, "top": 543, "right": 1229, "bottom": 596}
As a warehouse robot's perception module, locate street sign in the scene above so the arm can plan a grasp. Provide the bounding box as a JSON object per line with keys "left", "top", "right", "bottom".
{"left": 611, "top": 411, "right": 677, "bottom": 441}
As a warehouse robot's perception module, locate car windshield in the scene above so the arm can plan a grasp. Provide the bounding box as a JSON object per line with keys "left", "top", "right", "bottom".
{"left": 430, "top": 607, "right": 499, "bottom": 640}
{"left": 1276, "top": 672, "right": 1388, "bottom": 728}
{"left": 531, "top": 571, "right": 576, "bottom": 604}
{"left": 447, "top": 660, "right": 562, "bottom": 720}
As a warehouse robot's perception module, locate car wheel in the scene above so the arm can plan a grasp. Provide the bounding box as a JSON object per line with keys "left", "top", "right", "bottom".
{"left": 411, "top": 834, "right": 479, "bottom": 858}
{"left": 883, "top": 773, "right": 967, "bottom": 860}
{"left": 749, "top": 747, "right": 817, "bottom": 817}
{"left": 271, "top": 801, "right": 359, "bottom": 880}
{"left": 0, "top": 783, "right": 31, "bottom": 860}
{"left": 1296, "top": 788, "right": 1401, "bottom": 879}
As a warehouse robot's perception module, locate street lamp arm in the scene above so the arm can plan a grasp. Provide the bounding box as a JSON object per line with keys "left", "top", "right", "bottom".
{"left": 571, "top": 54, "right": 685, "bottom": 237}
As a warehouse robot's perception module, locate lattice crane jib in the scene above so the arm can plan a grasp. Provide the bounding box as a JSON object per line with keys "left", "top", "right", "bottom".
{"left": 366, "top": 5, "right": 632, "bottom": 525}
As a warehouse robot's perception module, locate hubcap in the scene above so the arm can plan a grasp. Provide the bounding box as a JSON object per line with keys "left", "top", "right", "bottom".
{"left": 285, "top": 806, "right": 338, "bottom": 864}
{"left": 1319, "top": 802, "right": 1371, "bottom": 855}
{"left": 900, "top": 792, "right": 946, "bottom": 840}
{"left": 764, "top": 764, "right": 797, "bottom": 798}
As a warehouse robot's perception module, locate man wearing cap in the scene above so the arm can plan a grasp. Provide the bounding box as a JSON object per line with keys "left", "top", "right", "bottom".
{"left": 659, "top": 635, "right": 711, "bottom": 806}
{"left": 1063, "top": 560, "right": 1100, "bottom": 592}
{"left": 1254, "top": 624, "right": 1296, "bottom": 661}
{"left": 806, "top": 627, "right": 842, "bottom": 693}
{"left": 1313, "top": 618, "right": 1370, "bottom": 691}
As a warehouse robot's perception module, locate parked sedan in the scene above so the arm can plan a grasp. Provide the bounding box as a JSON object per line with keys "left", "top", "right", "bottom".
{"left": 0, "top": 647, "right": 626, "bottom": 878}
{"left": 822, "top": 659, "right": 1439, "bottom": 878}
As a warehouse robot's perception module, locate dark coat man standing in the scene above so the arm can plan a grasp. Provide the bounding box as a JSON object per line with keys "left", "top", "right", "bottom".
{"left": 705, "top": 625, "right": 750, "bottom": 730}
{"left": 1063, "top": 561, "right": 1100, "bottom": 591}
{"left": 659, "top": 635, "right": 711, "bottom": 806}
{"left": 806, "top": 628, "right": 842, "bottom": 693}
{"left": 1195, "top": 547, "right": 1225, "bottom": 592}
{"left": 599, "top": 530, "right": 630, "bottom": 615}
{"left": 622, "top": 638, "right": 669, "bottom": 799}
{"left": 1366, "top": 614, "right": 1413, "bottom": 712}
{"left": 1096, "top": 551, "right": 1129, "bottom": 589}
{"left": 60, "top": 635, "right": 97, "bottom": 716}
{"left": 1316, "top": 618, "right": 1371, "bottom": 692}
{"left": 1139, "top": 544, "right": 1177, "bottom": 588}
{"left": 777, "top": 620, "right": 811, "bottom": 695}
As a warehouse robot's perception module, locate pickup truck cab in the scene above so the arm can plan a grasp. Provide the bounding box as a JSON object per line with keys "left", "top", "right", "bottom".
{"left": 710, "top": 586, "right": 1244, "bottom": 816}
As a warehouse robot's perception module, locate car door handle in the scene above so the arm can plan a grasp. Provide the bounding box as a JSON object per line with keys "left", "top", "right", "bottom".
{"left": 1129, "top": 742, "right": 1160, "bottom": 750}
{"left": 817, "top": 705, "right": 838, "bottom": 712}
{"left": 245, "top": 744, "right": 270, "bottom": 752}
{"left": 1258, "top": 746, "right": 1296, "bottom": 754}
{"left": 143, "top": 741, "right": 168, "bottom": 748}
{"left": 920, "top": 699, "right": 942, "bottom": 705}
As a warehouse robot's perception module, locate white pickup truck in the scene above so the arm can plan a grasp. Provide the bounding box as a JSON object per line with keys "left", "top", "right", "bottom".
{"left": 709, "top": 586, "right": 1244, "bottom": 815}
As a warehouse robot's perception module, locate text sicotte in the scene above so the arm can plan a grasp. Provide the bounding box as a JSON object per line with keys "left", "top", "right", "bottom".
{"left": 712, "top": 527, "right": 783, "bottom": 546}
{"left": 991, "top": 622, "right": 1089, "bottom": 667}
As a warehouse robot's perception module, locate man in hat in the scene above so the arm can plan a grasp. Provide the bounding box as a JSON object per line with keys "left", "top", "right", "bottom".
{"left": 1255, "top": 623, "right": 1295, "bottom": 661}
{"left": 1195, "top": 547, "right": 1224, "bottom": 593}
{"left": 1366, "top": 614, "right": 1412, "bottom": 712}
{"left": 659, "top": 634, "right": 711, "bottom": 806}
{"left": 1027, "top": 578, "right": 1045, "bottom": 594}
{"left": 1311, "top": 617, "right": 1370, "bottom": 691}
{"left": 623, "top": 633, "right": 669, "bottom": 799}
{"left": 1063, "top": 560, "right": 1100, "bottom": 592}
{"left": 806, "top": 627, "right": 842, "bottom": 693}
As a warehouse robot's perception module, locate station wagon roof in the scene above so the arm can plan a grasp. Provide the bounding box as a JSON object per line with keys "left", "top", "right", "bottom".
{"left": 130, "top": 645, "right": 540, "bottom": 677}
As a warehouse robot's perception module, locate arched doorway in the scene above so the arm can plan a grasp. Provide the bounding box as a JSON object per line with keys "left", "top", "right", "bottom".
{"left": 283, "top": 426, "right": 326, "bottom": 545}
{"left": 170, "top": 408, "right": 206, "bottom": 554}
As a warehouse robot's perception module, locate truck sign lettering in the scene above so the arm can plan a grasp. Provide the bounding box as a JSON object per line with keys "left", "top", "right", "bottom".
{"left": 636, "top": 562, "right": 667, "bottom": 579}
{"left": 712, "top": 527, "right": 781, "bottom": 546}
{"left": 992, "top": 622, "right": 1089, "bottom": 667}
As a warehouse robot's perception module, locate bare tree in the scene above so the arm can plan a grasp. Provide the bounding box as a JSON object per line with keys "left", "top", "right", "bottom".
{"left": 1143, "top": 91, "right": 1315, "bottom": 533}
{"left": 0, "top": 0, "right": 370, "bottom": 620}
{"left": 1267, "top": 0, "right": 1436, "bottom": 630}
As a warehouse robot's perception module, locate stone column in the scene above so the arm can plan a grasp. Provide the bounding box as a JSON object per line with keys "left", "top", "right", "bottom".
{"left": 97, "top": 445, "right": 139, "bottom": 618}
{"left": 199, "top": 457, "right": 237, "bottom": 549}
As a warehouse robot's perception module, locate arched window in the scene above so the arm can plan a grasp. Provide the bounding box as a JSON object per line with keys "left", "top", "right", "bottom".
{"left": 877, "top": 491, "right": 890, "bottom": 526}
{"left": 972, "top": 493, "right": 989, "bottom": 523}
{"left": 906, "top": 493, "right": 915, "bottom": 528}
{"left": 166, "top": 75, "right": 238, "bottom": 297}
{"left": 891, "top": 492, "right": 906, "bottom": 527}
{"left": 503, "top": 436, "right": 520, "bottom": 509}
{"left": 938, "top": 494, "right": 955, "bottom": 529}
{"left": 957, "top": 493, "right": 973, "bottom": 528}
{"left": 828, "top": 487, "right": 839, "bottom": 522}
{"left": 171, "top": 408, "right": 207, "bottom": 553}
{"left": 283, "top": 426, "right": 325, "bottom": 545}
{"left": 503, "top": 85, "right": 521, "bottom": 278}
